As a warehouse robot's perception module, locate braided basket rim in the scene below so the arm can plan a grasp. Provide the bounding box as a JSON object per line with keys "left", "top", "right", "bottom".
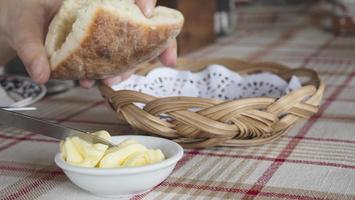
{"left": 99, "top": 58, "right": 325, "bottom": 148}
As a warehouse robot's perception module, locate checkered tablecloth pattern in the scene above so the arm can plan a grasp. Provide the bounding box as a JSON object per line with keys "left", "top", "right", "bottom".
{"left": 1, "top": 15, "right": 355, "bottom": 200}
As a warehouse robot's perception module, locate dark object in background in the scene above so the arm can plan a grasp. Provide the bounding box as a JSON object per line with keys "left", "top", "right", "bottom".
{"left": 4, "top": 57, "right": 27, "bottom": 76}
{"left": 5, "top": 57, "right": 75, "bottom": 95}
{"left": 158, "top": 0, "right": 216, "bottom": 55}
{"left": 216, "top": 0, "right": 232, "bottom": 37}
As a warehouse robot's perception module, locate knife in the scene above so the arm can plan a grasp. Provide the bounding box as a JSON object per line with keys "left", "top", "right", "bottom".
{"left": 0, "top": 109, "right": 116, "bottom": 147}
{"left": 1, "top": 107, "right": 37, "bottom": 111}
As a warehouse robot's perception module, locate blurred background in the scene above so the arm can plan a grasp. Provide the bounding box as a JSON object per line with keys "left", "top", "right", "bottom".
{"left": 2, "top": 0, "right": 355, "bottom": 94}
{"left": 157, "top": 0, "right": 355, "bottom": 55}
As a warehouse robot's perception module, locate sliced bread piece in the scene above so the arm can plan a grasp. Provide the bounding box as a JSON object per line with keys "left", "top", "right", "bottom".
{"left": 45, "top": 0, "right": 184, "bottom": 80}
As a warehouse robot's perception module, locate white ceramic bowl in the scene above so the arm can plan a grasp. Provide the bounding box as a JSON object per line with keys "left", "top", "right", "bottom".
{"left": 55, "top": 135, "right": 184, "bottom": 198}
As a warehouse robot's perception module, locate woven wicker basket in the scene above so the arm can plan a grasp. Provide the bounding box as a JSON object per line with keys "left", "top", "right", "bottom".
{"left": 99, "top": 58, "right": 324, "bottom": 148}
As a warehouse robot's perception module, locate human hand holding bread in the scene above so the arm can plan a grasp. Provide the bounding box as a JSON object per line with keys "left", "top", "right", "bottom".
{"left": 0, "top": 0, "right": 183, "bottom": 88}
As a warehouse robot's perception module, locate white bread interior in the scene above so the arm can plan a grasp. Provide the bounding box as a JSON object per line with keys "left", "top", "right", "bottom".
{"left": 45, "top": 0, "right": 184, "bottom": 80}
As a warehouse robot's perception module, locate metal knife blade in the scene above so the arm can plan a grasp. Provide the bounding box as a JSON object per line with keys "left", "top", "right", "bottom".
{"left": 0, "top": 109, "right": 116, "bottom": 147}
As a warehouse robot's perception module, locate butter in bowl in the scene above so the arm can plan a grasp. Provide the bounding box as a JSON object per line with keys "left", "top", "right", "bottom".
{"left": 55, "top": 131, "right": 184, "bottom": 198}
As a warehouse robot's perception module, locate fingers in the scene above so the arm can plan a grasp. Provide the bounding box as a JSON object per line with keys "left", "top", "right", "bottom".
{"left": 80, "top": 69, "right": 136, "bottom": 88}
{"left": 159, "top": 39, "right": 177, "bottom": 67}
{"left": 103, "top": 76, "right": 122, "bottom": 87}
{"left": 135, "top": 0, "right": 157, "bottom": 17}
{"left": 135, "top": 0, "right": 178, "bottom": 67}
{"left": 79, "top": 80, "right": 95, "bottom": 89}
{"left": 15, "top": 38, "right": 51, "bottom": 84}
{"left": 103, "top": 69, "right": 135, "bottom": 86}
{"left": 11, "top": 12, "right": 51, "bottom": 84}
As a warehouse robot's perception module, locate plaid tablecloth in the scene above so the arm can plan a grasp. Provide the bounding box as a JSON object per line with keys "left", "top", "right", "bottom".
{"left": 1, "top": 13, "right": 355, "bottom": 200}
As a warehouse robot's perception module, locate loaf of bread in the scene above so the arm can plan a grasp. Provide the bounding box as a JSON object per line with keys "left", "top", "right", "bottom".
{"left": 45, "top": 0, "right": 184, "bottom": 80}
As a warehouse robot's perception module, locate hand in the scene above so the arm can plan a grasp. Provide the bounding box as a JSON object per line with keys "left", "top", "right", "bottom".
{"left": 0, "top": 0, "right": 177, "bottom": 88}
{"left": 0, "top": 0, "right": 62, "bottom": 84}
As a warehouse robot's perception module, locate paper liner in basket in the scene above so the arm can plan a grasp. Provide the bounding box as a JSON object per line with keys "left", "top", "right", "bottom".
{"left": 111, "top": 64, "right": 302, "bottom": 102}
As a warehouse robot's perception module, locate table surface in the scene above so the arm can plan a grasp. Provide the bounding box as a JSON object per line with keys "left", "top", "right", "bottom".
{"left": 1, "top": 16, "right": 355, "bottom": 200}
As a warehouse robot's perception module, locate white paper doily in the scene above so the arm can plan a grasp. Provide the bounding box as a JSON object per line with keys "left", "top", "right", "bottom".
{"left": 111, "top": 64, "right": 302, "bottom": 100}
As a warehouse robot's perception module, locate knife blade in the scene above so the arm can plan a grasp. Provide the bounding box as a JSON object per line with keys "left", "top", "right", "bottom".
{"left": 0, "top": 107, "right": 37, "bottom": 111}
{"left": 0, "top": 109, "right": 116, "bottom": 147}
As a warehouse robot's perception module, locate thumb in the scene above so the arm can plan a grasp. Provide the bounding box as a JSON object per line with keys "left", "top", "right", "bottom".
{"left": 15, "top": 38, "right": 51, "bottom": 84}
{"left": 11, "top": 10, "right": 51, "bottom": 85}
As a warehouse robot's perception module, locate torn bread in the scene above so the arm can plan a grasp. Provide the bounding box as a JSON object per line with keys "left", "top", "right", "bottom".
{"left": 45, "top": 0, "right": 184, "bottom": 80}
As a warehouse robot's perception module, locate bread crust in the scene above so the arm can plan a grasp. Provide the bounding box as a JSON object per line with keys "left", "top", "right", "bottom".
{"left": 51, "top": 8, "right": 183, "bottom": 80}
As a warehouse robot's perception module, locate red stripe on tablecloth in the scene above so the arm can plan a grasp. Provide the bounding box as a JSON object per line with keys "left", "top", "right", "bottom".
{"left": 1, "top": 172, "right": 62, "bottom": 200}
{"left": 320, "top": 70, "right": 353, "bottom": 76}
{"left": 0, "top": 151, "right": 200, "bottom": 177}
{"left": 260, "top": 48, "right": 355, "bottom": 59}
{"left": 240, "top": 36, "right": 349, "bottom": 199}
{"left": 300, "top": 36, "right": 336, "bottom": 68}
{"left": 130, "top": 150, "right": 199, "bottom": 200}
{"left": 327, "top": 84, "right": 355, "bottom": 90}
{"left": 55, "top": 100, "right": 105, "bottom": 122}
{"left": 0, "top": 165, "right": 63, "bottom": 175}
{"left": 188, "top": 29, "right": 261, "bottom": 59}
{"left": 0, "top": 134, "right": 58, "bottom": 143}
{"left": 0, "top": 147, "right": 353, "bottom": 176}
{"left": 317, "top": 114, "right": 355, "bottom": 123}
{"left": 280, "top": 51, "right": 355, "bottom": 60}
{"left": 188, "top": 24, "right": 299, "bottom": 60}
{"left": 245, "top": 27, "right": 303, "bottom": 61}
{"left": 267, "top": 55, "right": 355, "bottom": 66}
{"left": 2, "top": 130, "right": 355, "bottom": 147}
{"left": 325, "top": 95, "right": 355, "bottom": 102}
{"left": 223, "top": 40, "right": 355, "bottom": 50}
{"left": 42, "top": 119, "right": 119, "bottom": 126}
{"left": 33, "top": 94, "right": 56, "bottom": 104}
{"left": 241, "top": 73, "right": 355, "bottom": 199}
{"left": 160, "top": 182, "right": 329, "bottom": 200}
{"left": 285, "top": 136, "right": 355, "bottom": 145}
{"left": 184, "top": 151, "right": 355, "bottom": 170}
{"left": 173, "top": 150, "right": 199, "bottom": 172}
{"left": 0, "top": 133, "right": 36, "bottom": 152}
{"left": 325, "top": 98, "right": 355, "bottom": 103}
